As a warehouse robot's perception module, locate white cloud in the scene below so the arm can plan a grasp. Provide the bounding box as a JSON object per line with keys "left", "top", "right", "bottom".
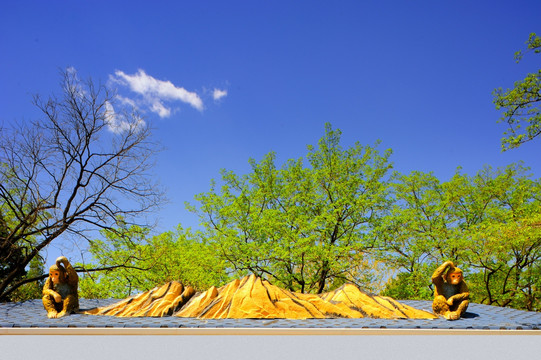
{"left": 110, "top": 69, "right": 204, "bottom": 118}
{"left": 104, "top": 101, "right": 146, "bottom": 134}
{"left": 150, "top": 100, "right": 171, "bottom": 118}
{"left": 116, "top": 95, "right": 138, "bottom": 109}
{"left": 213, "top": 88, "right": 228, "bottom": 101}
{"left": 66, "top": 66, "right": 77, "bottom": 75}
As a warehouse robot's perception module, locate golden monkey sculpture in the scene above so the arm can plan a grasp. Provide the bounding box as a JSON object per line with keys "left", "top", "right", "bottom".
{"left": 42, "top": 256, "right": 79, "bottom": 318}
{"left": 431, "top": 261, "right": 469, "bottom": 320}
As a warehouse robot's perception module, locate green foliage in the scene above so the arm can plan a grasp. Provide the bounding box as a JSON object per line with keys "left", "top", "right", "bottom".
{"left": 8, "top": 255, "right": 45, "bottom": 301}
{"left": 463, "top": 168, "right": 541, "bottom": 310}
{"left": 190, "top": 124, "right": 392, "bottom": 293}
{"left": 378, "top": 170, "right": 462, "bottom": 271}
{"left": 79, "top": 222, "right": 229, "bottom": 298}
{"left": 382, "top": 267, "right": 433, "bottom": 300}
{"left": 494, "top": 33, "right": 541, "bottom": 150}
{"left": 0, "top": 166, "right": 41, "bottom": 301}
{"left": 514, "top": 33, "right": 541, "bottom": 62}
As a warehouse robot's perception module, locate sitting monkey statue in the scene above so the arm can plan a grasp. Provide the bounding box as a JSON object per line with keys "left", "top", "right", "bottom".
{"left": 431, "top": 261, "right": 469, "bottom": 320}
{"left": 42, "top": 256, "right": 79, "bottom": 318}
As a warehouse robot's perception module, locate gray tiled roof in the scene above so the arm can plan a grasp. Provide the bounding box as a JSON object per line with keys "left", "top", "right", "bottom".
{"left": 1, "top": 299, "right": 540, "bottom": 330}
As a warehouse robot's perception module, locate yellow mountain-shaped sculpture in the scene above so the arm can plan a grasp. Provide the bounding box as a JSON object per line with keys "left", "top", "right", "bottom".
{"left": 84, "top": 281, "right": 195, "bottom": 317}
{"left": 85, "top": 275, "right": 436, "bottom": 319}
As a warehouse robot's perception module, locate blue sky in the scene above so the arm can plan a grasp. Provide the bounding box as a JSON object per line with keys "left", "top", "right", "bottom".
{"left": 1, "top": 1, "right": 540, "bottom": 265}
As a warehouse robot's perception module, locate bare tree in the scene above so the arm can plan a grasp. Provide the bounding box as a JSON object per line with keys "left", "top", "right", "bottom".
{"left": 0, "top": 69, "right": 164, "bottom": 301}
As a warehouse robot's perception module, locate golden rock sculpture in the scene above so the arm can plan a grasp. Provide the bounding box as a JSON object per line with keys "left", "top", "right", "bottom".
{"left": 85, "top": 274, "right": 436, "bottom": 319}
{"left": 84, "top": 281, "right": 195, "bottom": 317}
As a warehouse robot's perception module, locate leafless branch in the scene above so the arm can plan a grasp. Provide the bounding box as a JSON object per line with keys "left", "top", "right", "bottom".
{"left": 0, "top": 69, "right": 165, "bottom": 301}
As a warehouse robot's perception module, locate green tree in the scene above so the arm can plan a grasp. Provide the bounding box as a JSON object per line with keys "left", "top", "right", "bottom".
{"left": 380, "top": 163, "right": 541, "bottom": 310}
{"left": 378, "top": 170, "right": 470, "bottom": 299}
{"left": 79, "top": 222, "right": 228, "bottom": 298}
{"left": 0, "top": 69, "right": 163, "bottom": 301}
{"left": 463, "top": 165, "right": 541, "bottom": 310}
{"left": 190, "top": 124, "right": 393, "bottom": 294}
{"left": 494, "top": 33, "right": 541, "bottom": 150}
